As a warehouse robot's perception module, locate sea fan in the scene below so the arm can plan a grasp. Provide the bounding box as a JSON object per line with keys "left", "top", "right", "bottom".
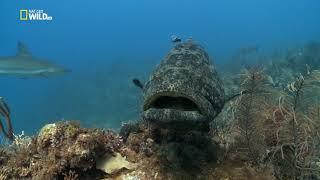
{"left": 267, "top": 70, "right": 320, "bottom": 179}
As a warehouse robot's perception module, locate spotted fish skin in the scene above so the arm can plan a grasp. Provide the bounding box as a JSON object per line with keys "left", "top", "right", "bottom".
{"left": 142, "top": 40, "right": 225, "bottom": 130}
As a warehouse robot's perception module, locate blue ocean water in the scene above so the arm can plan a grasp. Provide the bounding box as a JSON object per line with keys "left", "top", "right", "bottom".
{"left": 0, "top": 0, "right": 319, "bottom": 136}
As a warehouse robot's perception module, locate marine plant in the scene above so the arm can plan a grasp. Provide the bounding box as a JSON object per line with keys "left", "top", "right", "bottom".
{"left": 265, "top": 70, "right": 320, "bottom": 179}
{"left": 230, "top": 66, "right": 271, "bottom": 164}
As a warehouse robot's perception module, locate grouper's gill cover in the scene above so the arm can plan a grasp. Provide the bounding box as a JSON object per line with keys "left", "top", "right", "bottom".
{"left": 143, "top": 41, "right": 225, "bottom": 129}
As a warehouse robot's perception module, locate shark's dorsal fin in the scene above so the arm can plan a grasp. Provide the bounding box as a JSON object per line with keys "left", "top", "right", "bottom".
{"left": 17, "top": 41, "right": 32, "bottom": 57}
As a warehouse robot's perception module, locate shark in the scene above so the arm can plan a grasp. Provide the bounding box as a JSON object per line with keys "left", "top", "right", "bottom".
{"left": 0, "top": 41, "right": 70, "bottom": 78}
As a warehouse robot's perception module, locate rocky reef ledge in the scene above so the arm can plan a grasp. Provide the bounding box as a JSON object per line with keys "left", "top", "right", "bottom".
{"left": 0, "top": 121, "right": 274, "bottom": 179}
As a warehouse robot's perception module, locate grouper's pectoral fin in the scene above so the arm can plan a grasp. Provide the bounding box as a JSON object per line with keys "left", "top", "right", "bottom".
{"left": 16, "top": 41, "right": 32, "bottom": 57}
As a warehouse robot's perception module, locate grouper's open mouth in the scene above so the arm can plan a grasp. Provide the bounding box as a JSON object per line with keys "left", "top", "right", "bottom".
{"left": 143, "top": 92, "right": 212, "bottom": 125}
{"left": 145, "top": 94, "right": 201, "bottom": 113}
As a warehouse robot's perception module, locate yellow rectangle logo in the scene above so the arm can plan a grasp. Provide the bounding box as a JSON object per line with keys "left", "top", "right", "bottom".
{"left": 20, "top": 10, "right": 28, "bottom": 20}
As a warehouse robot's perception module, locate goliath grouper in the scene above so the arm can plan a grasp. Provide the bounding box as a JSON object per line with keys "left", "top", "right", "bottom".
{"left": 134, "top": 40, "right": 225, "bottom": 131}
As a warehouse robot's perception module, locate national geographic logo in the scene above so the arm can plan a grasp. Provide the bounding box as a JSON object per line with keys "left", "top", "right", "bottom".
{"left": 20, "top": 9, "right": 53, "bottom": 21}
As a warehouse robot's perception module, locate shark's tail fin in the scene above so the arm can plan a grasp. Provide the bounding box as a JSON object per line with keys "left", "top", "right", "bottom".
{"left": 17, "top": 41, "right": 31, "bottom": 56}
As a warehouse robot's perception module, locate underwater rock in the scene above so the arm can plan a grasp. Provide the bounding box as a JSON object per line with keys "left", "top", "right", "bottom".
{"left": 0, "top": 121, "right": 124, "bottom": 179}
{"left": 0, "top": 119, "right": 287, "bottom": 179}
{"left": 119, "top": 121, "right": 141, "bottom": 141}
{"left": 142, "top": 40, "right": 225, "bottom": 131}
{"left": 37, "top": 123, "right": 58, "bottom": 147}
{"left": 120, "top": 147, "right": 137, "bottom": 162}
{"left": 125, "top": 132, "right": 154, "bottom": 157}
{"left": 96, "top": 152, "right": 137, "bottom": 175}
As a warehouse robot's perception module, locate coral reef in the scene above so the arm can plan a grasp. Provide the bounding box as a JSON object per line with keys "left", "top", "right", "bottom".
{"left": 215, "top": 49, "right": 320, "bottom": 179}
{"left": 266, "top": 41, "right": 320, "bottom": 90}
{"left": 0, "top": 119, "right": 276, "bottom": 179}
{"left": 264, "top": 71, "right": 320, "bottom": 179}
{"left": 0, "top": 121, "right": 124, "bottom": 179}
{"left": 0, "top": 41, "right": 319, "bottom": 179}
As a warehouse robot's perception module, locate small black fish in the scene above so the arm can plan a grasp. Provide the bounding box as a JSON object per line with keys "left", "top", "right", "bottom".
{"left": 171, "top": 35, "right": 182, "bottom": 43}
{"left": 132, "top": 78, "right": 144, "bottom": 89}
